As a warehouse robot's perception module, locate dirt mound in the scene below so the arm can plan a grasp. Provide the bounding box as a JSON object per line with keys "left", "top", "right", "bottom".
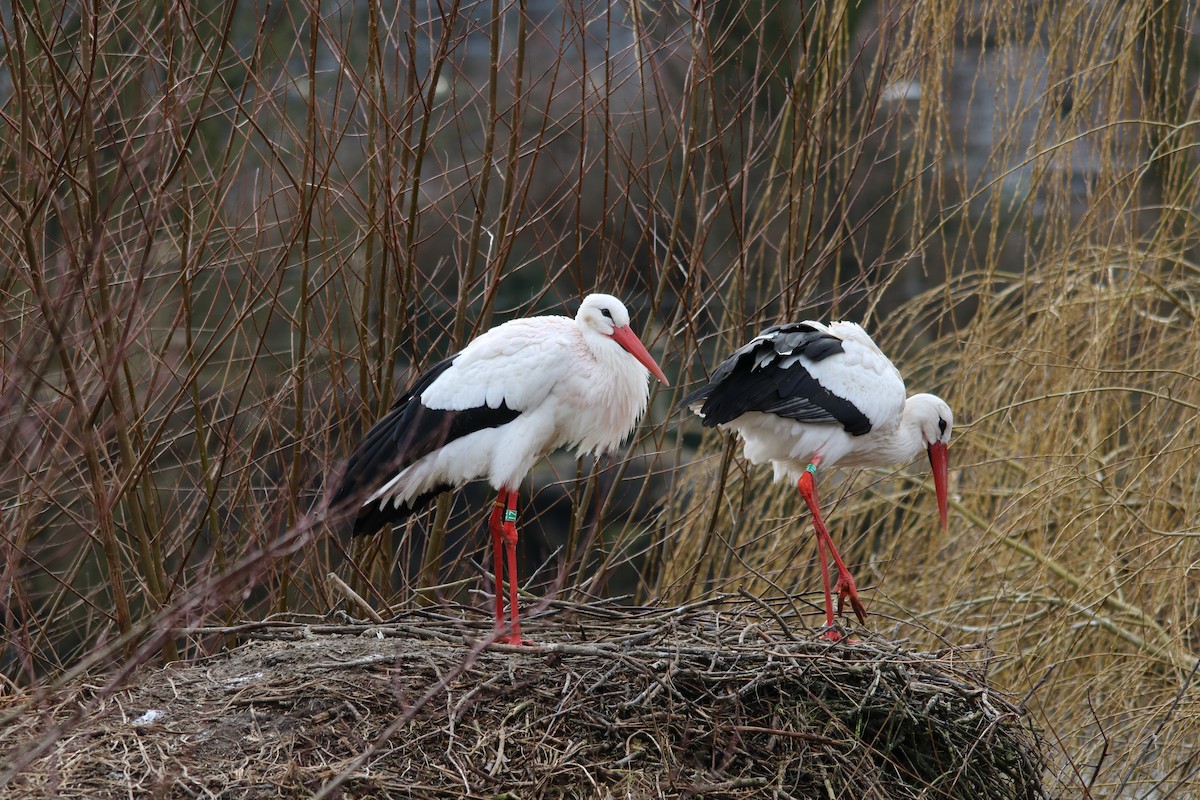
{"left": 1, "top": 597, "right": 1045, "bottom": 798}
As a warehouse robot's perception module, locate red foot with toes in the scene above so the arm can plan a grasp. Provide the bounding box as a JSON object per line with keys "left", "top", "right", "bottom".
{"left": 833, "top": 570, "right": 867, "bottom": 626}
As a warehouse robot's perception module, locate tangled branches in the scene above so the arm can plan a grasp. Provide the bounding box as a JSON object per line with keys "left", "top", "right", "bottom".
{"left": 2, "top": 596, "right": 1046, "bottom": 798}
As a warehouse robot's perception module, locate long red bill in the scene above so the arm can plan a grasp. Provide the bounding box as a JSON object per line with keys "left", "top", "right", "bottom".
{"left": 610, "top": 325, "right": 669, "bottom": 385}
{"left": 927, "top": 440, "right": 949, "bottom": 530}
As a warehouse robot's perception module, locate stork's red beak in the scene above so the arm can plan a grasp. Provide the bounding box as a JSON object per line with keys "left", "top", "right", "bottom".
{"left": 610, "top": 325, "right": 669, "bottom": 385}
{"left": 927, "top": 440, "right": 949, "bottom": 530}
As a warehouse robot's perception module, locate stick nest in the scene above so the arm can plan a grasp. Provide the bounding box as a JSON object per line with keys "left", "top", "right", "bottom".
{"left": 3, "top": 596, "right": 1046, "bottom": 798}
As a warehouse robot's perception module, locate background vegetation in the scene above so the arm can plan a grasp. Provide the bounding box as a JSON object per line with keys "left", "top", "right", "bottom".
{"left": 2, "top": 0, "right": 1200, "bottom": 794}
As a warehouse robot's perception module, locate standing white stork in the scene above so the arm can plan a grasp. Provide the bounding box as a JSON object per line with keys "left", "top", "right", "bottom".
{"left": 330, "top": 294, "right": 668, "bottom": 645}
{"left": 680, "top": 321, "right": 952, "bottom": 639}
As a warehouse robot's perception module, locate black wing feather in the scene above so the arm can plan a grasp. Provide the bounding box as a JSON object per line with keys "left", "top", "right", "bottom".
{"left": 679, "top": 323, "right": 871, "bottom": 436}
{"left": 346, "top": 482, "right": 456, "bottom": 537}
{"left": 331, "top": 356, "right": 521, "bottom": 536}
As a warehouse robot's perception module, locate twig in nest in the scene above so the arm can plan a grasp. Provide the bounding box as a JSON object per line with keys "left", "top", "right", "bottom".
{"left": 327, "top": 572, "right": 385, "bottom": 623}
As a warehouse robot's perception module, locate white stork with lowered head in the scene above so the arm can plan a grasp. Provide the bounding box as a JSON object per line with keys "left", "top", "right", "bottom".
{"left": 331, "top": 294, "right": 668, "bottom": 645}
{"left": 680, "top": 321, "right": 953, "bottom": 639}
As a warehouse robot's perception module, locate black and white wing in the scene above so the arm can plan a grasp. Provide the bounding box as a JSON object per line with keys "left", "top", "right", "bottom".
{"left": 329, "top": 357, "right": 521, "bottom": 534}
{"left": 679, "top": 322, "right": 878, "bottom": 436}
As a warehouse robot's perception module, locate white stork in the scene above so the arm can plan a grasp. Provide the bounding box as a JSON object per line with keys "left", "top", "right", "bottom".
{"left": 331, "top": 294, "right": 668, "bottom": 645}
{"left": 680, "top": 321, "right": 953, "bottom": 639}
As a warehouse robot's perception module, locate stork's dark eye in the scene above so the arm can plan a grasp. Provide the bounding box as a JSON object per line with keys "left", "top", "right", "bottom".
{"left": 938, "top": 418, "right": 948, "bottom": 436}
{"left": 601, "top": 308, "right": 613, "bottom": 320}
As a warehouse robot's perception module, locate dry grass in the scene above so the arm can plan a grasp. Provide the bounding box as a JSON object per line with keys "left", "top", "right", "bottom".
{"left": 2, "top": 0, "right": 1200, "bottom": 796}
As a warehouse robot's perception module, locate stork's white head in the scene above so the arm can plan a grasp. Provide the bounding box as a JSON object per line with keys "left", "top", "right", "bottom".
{"left": 905, "top": 393, "right": 953, "bottom": 530}
{"left": 908, "top": 394, "right": 954, "bottom": 448}
{"left": 577, "top": 293, "right": 631, "bottom": 335}
{"left": 576, "top": 294, "right": 669, "bottom": 385}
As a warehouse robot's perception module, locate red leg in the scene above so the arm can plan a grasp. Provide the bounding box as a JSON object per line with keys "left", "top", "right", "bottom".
{"left": 813, "top": 519, "right": 837, "bottom": 636}
{"left": 488, "top": 489, "right": 508, "bottom": 631}
{"left": 500, "top": 489, "right": 524, "bottom": 645}
{"left": 797, "top": 463, "right": 868, "bottom": 636}
{"left": 823, "top": 528, "right": 868, "bottom": 625}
